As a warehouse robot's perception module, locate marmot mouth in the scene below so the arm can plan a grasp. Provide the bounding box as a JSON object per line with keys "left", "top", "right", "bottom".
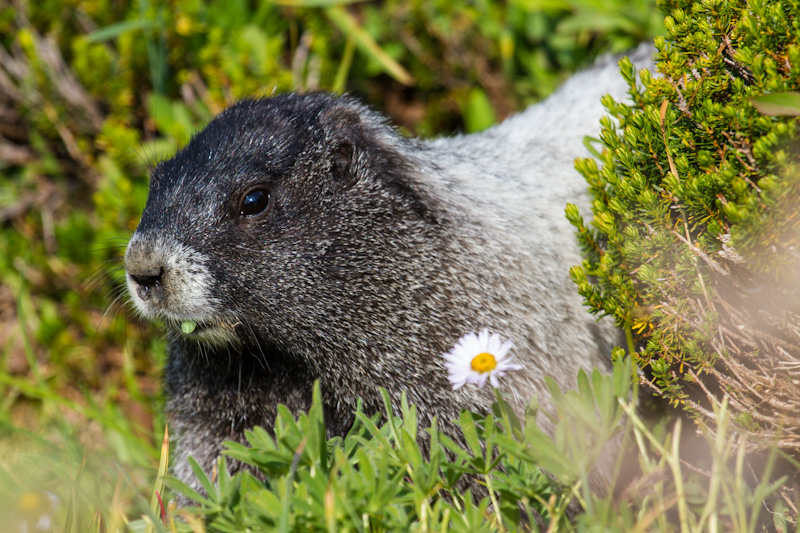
{"left": 167, "top": 318, "right": 239, "bottom": 344}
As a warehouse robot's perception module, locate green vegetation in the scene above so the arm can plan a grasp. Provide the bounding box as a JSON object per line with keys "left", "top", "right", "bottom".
{"left": 138, "top": 361, "right": 794, "bottom": 532}
{"left": 1, "top": 353, "right": 783, "bottom": 532}
{"left": 569, "top": 0, "right": 800, "bottom": 455}
{"left": 2, "top": 0, "right": 798, "bottom": 530}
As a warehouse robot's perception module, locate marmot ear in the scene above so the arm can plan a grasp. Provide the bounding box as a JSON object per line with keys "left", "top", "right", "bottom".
{"left": 319, "top": 104, "right": 366, "bottom": 189}
{"left": 330, "top": 140, "right": 356, "bottom": 188}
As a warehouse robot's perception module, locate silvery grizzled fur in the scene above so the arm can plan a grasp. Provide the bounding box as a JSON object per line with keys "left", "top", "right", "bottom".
{"left": 125, "top": 45, "right": 653, "bottom": 493}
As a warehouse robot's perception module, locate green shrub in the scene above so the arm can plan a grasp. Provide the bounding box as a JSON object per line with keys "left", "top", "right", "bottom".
{"left": 569, "top": 0, "right": 800, "bottom": 449}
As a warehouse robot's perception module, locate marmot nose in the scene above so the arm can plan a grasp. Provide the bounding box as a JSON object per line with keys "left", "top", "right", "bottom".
{"left": 129, "top": 267, "right": 163, "bottom": 301}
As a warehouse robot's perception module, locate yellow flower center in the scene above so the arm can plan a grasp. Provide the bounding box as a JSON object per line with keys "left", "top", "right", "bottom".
{"left": 18, "top": 492, "right": 43, "bottom": 512}
{"left": 470, "top": 352, "right": 497, "bottom": 373}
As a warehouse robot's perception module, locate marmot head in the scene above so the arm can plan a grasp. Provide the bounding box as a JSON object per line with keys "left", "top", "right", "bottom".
{"left": 125, "top": 93, "right": 444, "bottom": 366}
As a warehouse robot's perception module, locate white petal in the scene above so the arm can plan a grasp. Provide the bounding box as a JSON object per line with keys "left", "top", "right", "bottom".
{"left": 497, "top": 357, "right": 523, "bottom": 372}
{"left": 496, "top": 339, "right": 514, "bottom": 360}
{"left": 477, "top": 329, "right": 490, "bottom": 348}
{"left": 486, "top": 332, "right": 503, "bottom": 354}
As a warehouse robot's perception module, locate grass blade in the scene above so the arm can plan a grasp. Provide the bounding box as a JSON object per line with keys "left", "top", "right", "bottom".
{"left": 146, "top": 425, "right": 170, "bottom": 533}
{"left": 324, "top": 5, "right": 414, "bottom": 86}
{"left": 332, "top": 36, "right": 356, "bottom": 94}
{"left": 86, "top": 19, "right": 156, "bottom": 42}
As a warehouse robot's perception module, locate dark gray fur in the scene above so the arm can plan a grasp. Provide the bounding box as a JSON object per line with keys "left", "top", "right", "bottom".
{"left": 125, "top": 45, "right": 653, "bottom": 493}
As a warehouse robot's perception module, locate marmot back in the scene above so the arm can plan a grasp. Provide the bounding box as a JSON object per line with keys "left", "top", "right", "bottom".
{"left": 125, "top": 45, "right": 653, "bottom": 493}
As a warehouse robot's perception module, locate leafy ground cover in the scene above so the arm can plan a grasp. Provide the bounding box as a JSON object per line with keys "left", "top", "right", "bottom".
{"left": 155, "top": 361, "right": 793, "bottom": 532}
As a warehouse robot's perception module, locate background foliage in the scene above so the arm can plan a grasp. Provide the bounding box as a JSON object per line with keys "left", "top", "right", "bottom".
{"left": 5, "top": 0, "right": 796, "bottom": 530}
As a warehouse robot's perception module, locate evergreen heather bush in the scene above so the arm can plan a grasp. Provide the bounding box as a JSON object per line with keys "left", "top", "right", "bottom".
{"left": 569, "top": 0, "right": 800, "bottom": 450}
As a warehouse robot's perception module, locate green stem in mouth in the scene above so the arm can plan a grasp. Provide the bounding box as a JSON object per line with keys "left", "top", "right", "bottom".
{"left": 181, "top": 321, "right": 197, "bottom": 334}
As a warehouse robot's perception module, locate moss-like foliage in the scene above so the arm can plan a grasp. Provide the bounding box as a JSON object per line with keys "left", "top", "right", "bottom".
{"left": 570, "top": 0, "right": 800, "bottom": 444}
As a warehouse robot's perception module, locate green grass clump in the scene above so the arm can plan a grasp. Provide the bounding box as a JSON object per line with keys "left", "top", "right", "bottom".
{"left": 137, "top": 360, "right": 793, "bottom": 532}
{"left": 569, "top": 0, "right": 800, "bottom": 447}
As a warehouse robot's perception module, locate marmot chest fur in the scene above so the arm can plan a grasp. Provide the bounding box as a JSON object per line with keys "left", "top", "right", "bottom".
{"left": 125, "top": 45, "right": 652, "bottom": 492}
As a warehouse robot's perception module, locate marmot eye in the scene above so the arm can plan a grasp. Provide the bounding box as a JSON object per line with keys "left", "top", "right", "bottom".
{"left": 240, "top": 189, "right": 271, "bottom": 217}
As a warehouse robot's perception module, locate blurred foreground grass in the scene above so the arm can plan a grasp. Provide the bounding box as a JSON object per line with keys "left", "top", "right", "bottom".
{"left": 0, "top": 0, "right": 667, "bottom": 529}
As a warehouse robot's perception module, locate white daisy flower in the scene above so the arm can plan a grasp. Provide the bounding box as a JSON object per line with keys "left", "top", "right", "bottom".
{"left": 444, "top": 329, "right": 522, "bottom": 389}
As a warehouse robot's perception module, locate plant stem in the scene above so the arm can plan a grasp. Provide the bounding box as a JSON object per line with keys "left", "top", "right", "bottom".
{"left": 485, "top": 472, "right": 505, "bottom": 533}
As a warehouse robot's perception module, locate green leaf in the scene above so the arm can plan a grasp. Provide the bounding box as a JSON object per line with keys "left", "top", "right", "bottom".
{"left": 460, "top": 88, "right": 498, "bottom": 133}
{"left": 324, "top": 5, "right": 414, "bottom": 86}
{"left": 458, "top": 411, "right": 483, "bottom": 458}
{"left": 750, "top": 92, "right": 800, "bottom": 116}
{"left": 187, "top": 456, "right": 217, "bottom": 500}
{"left": 353, "top": 411, "right": 393, "bottom": 451}
{"left": 145, "top": 425, "right": 170, "bottom": 533}
{"left": 523, "top": 422, "right": 579, "bottom": 483}
{"left": 310, "top": 381, "right": 329, "bottom": 474}
{"left": 86, "top": 18, "right": 155, "bottom": 42}
{"left": 269, "top": 0, "right": 367, "bottom": 6}
{"left": 161, "top": 476, "right": 208, "bottom": 506}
